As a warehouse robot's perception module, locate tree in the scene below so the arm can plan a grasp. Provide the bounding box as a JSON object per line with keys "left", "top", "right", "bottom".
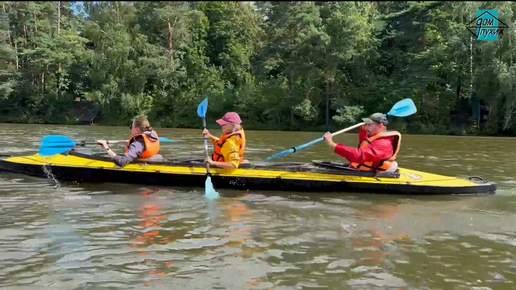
{"left": 0, "top": 5, "right": 18, "bottom": 99}
{"left": 317, "top": 1, "right": 376, "bottom": 129}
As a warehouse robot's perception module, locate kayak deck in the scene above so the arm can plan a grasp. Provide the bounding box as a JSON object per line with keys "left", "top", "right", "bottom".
{"left": 0, "top": 151, "right": 497, "bottom": 195}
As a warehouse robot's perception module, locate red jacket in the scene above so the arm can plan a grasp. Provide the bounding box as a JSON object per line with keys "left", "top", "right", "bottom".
{"left": 334, "top": 125, "right": 395, "bottom": 165}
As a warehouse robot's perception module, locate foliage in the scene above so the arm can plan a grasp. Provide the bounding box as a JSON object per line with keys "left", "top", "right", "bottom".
{"left": 1, "top": 1, "right": 516, "bottom": 135}
{"left": 333, "top": 105, "right": 365, "bottom": 125}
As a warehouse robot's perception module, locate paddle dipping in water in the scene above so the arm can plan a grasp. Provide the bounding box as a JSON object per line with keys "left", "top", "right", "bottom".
{"left": 197, "top": 98, "right": 219, "bottom": 199}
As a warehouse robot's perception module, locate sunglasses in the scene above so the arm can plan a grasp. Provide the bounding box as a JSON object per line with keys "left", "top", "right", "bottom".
{"left": 129, "top": 123, "right": 133, "bottom": 129}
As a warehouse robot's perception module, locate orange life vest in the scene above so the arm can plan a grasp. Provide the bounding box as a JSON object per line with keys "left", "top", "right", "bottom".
{"left": 126, "top": 132, "right": 160, "bottom": 161}
{"left": 350, "top": 131, "right": 401, "bottom": 172}
{"left": 212, "top": 129, "right": 246, "bottom": 164}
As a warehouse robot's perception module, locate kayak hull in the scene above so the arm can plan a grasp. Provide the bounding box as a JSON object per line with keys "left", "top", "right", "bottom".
{"left": 0, "top": 151, "right": 497, "bottom": 195}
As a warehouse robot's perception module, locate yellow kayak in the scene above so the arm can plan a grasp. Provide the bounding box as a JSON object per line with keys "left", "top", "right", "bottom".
{"left": 0, "top": 151, "right": 496, "bottom": 195}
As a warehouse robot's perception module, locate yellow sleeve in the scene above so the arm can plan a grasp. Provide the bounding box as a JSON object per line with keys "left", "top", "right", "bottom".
{"left": 220, "top": 138, "right": 241, "bottom": 168}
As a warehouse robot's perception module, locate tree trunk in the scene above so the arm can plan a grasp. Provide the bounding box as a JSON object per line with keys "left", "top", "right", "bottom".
{"left": 468, "top": 35, "right": 473, "bottom": 100}
{"left": 289, "top": 70, "right": 295, "bottom": 129}
{"left": 57, "top": 1, "right": 61, "bottom": 38}
{"left": 325, "top": 67, "right": 331, "bottom": 131}
{"left": 456, "top": 76, "right": 461, "bottom": 99}
{"left": 14, "top": 42, "right": 19, "bottom": 70}
{"left": 290, "top": 107, "right": 295, "bottom": 130}
{"left": 33, "top": 9, "right": 37, "bottom": 33}
{"left": 502, "top": 101, "right": 515, "bottom": 131}
{"left": 8, "top": 2, "right": 17, "bottom": 70}
{"left": 289, "top": 26, "right": 295, "bottom": 130}
{"left": 167, "top": 17, "right": 174, "bottom": 66}
{"left": 510, "top": 9, "right": 513, "bottom": 67}
{"left": 7, "top": 29, "right": 11, "bottom": 47}
{"left": 5, "top": 2, "right": 9, "bottom": 46}
{"left": 115, "top": 1, "right": 120, "bottom": 21}
{"left": 33, "top": 5, "right": 39, "bottom": 89}
{"left": 23, "top": 25, "right": 27, "bottom": 45}
{"left": 57, "top": 1, "right": 62, "bottom": 100}
{"left": 5, "top": 8, "right": 17, "bottom": 70}
{"left": 505, "top": 11, "right": 514, "bottom": 131}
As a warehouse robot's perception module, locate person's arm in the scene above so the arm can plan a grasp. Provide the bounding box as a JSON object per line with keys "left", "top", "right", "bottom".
{"left": 113, "top": 140, "right": 144, "bottom": 167}
{"left": 100, "top": 138, "right": 144, "bottom": 167}
{"left": 334, "top": 139, "right": 393, "bottom": 164}
{"left": 202, "top": 129, "right": 219, "bottom": 144}
{"left": 98, "top": 140, "right": 117, "bottom": 158}
{"left": 358, "top": 124, "right": 368, "bottom": 143}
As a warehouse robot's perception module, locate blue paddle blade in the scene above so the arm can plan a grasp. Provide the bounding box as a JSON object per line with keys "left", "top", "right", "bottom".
{"left": 159, "top": 137, "right": 172, "bottom": 142}
{"left": 39, "top": 146, "right": 73, "bottom": 157}
{"left": 197, "top": 98, "right": 208, "bottom": 118}
{"left": 387, "top": 98, "right": 417, "bottom": 117}
{"left": 39, "top": 135, "right": 77, "bottom": 156}
{"left": 42, "top": 135, "right": 75, "bottom": 145}
{"left": 205, "top": 176, "right": 219, "bottom": 199}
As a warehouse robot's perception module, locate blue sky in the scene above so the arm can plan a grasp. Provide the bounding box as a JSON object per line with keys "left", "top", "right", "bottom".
{"left": 71, "top": 1, "right": 87, "bottom": 17}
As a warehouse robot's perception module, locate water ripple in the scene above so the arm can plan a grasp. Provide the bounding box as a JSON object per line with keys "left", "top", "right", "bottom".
{"left": 1, "top": 125, "right": 516, "bottom": 289}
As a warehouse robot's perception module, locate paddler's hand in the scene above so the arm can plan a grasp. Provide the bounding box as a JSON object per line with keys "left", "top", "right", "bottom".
{"left": 97, "top": 140, "right": 109, "bottom": 150}
{"left": 204, "top": 157, "right": 215, "bottom": 165}
{"left": 202, "top": 129, "right": 215, "bottom": 141}
{"left": 323, "top": 132, "right": 337, "bottom": 148}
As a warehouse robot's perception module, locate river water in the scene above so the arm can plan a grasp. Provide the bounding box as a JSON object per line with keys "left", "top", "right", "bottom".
{"left": 0, "top": 123, "right": 515, "bottom": 290}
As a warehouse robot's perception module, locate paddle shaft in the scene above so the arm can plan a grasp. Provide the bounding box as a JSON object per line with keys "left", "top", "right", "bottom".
{"left": 74, "top": 140, "right": 155, "bottom": 147}
{"left": 331, "top": 122, "right": 365, "bottom": 137}
{"left": 294, "top": 122, "right": 365, "bottom": 150}
{"left": 77, "top": 138, "right": 186, "bottom": 147}
{"left": 264, "top": 122, "right": 365, "bottom": 161}
{"left": 202, "top": 117, "right": 212, "bottom": 175}
{"left": 76, "top": 140, "right": 128, "bottom": 146}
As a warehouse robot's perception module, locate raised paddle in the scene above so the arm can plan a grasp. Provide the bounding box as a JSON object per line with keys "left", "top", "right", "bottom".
{"left": 197, "top": 97, "right": 219, "bottom": 199}
{"left": 38, "top": 135, "right": 177, "bottom": 157}
{"left": 264, "top": 98, "right": 418, "bottom": 161}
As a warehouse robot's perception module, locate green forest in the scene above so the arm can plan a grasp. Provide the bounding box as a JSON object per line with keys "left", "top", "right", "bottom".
{"left": 2, "top": 1, "right": 516, "bottom": 135}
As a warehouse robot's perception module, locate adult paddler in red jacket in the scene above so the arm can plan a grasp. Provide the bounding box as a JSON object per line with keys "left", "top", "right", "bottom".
{"left": 323, "top": 113, "right": 401, "bottom": 173}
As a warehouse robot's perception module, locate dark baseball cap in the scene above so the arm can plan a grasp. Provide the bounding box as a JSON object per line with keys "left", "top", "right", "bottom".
{"left": 362, "top": 113, "right": 388, "bottom": 125}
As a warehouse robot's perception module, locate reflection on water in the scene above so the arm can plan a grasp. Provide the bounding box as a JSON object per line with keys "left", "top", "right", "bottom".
{"left": 0, "top": 124, "right": 515, "bottom": 289}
